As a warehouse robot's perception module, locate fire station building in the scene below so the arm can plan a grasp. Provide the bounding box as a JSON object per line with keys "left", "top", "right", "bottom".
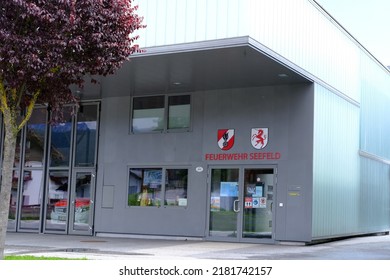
{"left": 5, "top": 0, "right": 390, "bottom": 244}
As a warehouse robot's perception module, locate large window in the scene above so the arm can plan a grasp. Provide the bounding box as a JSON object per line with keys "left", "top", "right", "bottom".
{"left": 165, "top": 169, "right": 188, "bottom": 206}
{"left": 128, "top": 167, "right": 188, "bottom": 207}
{"left": 49, "top": 107, "right": 73, "bottom": 167}
{"left": 75, "top": 104, "right": 98, "bottom": 167}
{"left": 131, "top": 94, "right": 191, "bottom": 133}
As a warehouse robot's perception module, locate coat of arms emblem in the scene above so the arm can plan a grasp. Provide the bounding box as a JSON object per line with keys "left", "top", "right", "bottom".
{"left": 217, "top": 129, "right": 235, "bottom": 150}
{"left": 251, "top": 128, "right": 268, "bottom": 149}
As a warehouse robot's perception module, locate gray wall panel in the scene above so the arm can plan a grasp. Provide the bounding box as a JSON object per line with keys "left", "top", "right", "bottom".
{"left": 94, "top": 83, "right": 314, "bottom": 240}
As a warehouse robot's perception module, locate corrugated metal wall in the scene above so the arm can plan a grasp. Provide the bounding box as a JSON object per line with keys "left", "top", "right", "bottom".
{"left": 248, "top": 0, "right": 361, "bottom": 103}
{"left": 357, "top": 46, "right": 390, "bottom": 235}
{"left": 135, "top": 0, "right": 249, "bottom": 46}
{"left": 134, "top": 0, "right": 361, "bottom": 102}
{"left": 360, "top": 158, "right": 390, "bottom": 232}
{"left": 312, "top": 84, "right": 360, "bottom": 238}
{"left": 312, "top": 48, "right": 390, "bottom": 237}
{"left": 360, "top": 53, "right": 390, "bottom": 159}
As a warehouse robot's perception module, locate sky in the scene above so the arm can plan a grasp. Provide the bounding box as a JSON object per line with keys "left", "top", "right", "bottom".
{"left": 315, "top": 0, "right": 390, "bottom": 66}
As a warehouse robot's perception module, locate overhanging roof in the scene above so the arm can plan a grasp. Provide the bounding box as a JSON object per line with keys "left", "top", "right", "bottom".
{"left": 96, "top": 36, "right": 312, "bottom": 98}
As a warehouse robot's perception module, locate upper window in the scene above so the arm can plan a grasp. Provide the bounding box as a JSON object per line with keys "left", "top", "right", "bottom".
{"left": 168, "top": 95, "right": 191, "bottom": 130}
{"left": 132, "top": 96, "right": 165, "bottom": 133}
{"left": 131, "top": 94, "right": 191, "bottom": 133}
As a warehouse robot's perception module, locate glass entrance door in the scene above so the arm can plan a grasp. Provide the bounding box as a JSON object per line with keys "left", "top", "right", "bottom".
{"left": 242, "top": 168, "right": 274, "bottom": 239}
{"left": 208, "top": 167, "right": 275, "bottom": 242}
{"left": 69, "top": 171, "right": 95, "bottom": 234}
{"left": 209, "top": 168, "right": 240, "bottom": 238}
{"left": 44, "top": 103, "right": 99, "bottom": 235}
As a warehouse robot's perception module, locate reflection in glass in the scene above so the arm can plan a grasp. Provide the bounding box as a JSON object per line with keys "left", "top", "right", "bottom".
{"left": 242, "top": 169, "right": 273, "bottom": 239}
{"left": 49, "top": 108, "right": 72, "bottom": 167}
{"left": 7, "top": 171, "right": 19, "bottom": 230}
{"left": 164, "top": 169, "right": 188, "bottom": 206}
{"left": 24, "top": 108, "right": 47, "bottom": 167}
{"left": 19, "top": 170, "right": 44, "bottom": 230}
{"left": 128, "top": 168, "right": 162, "bottom": 206}
{"left": 168, "top": 95, "right": 190, "bottom": 129}
{"left": 45, "top": 171, "right": 69, "bottom": 231}
{"left": 132, "top": 96, "right": 164, "bottom": 133}
{"left": 72, "top": 173, "right": 92, "bottom": 231}
{"left": 75, "top": 105, "right": 98, "bottom": 167}
{"left": 209, "top": 169, "right": 239, "bottom": 237}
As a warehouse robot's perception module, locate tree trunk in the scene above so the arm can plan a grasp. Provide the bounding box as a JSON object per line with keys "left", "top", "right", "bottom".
{"left": 0, "top": 110, "right": 18, "bottom": 260}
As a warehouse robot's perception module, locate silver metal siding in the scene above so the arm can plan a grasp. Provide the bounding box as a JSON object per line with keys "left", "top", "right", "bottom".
{"left": 360, "top": 53, "right": 390, "bottom": 159}
{"left": 135, "top": 0, "right": 362, "bottom": 102}
{"left": 312, "top": 84, "right": 360, "bottom": 238}
{"left": 135, "top": 0, "right": 249, "bottom": 46}
{"left": 360, "top": 158, "right": 390, "bottom": 232}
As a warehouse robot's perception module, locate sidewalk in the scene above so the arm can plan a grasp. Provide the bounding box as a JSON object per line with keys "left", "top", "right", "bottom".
{"left": 5, "top": 232, "right": 390, "bottom": 260}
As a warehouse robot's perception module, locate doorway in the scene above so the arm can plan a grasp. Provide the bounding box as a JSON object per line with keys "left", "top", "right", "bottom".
{"left": 207, "top": 166, "right": 276, "bottom": 242}
{"left": 5, "top": 103, "right": 99, "bottom": 236}
{"left": 43, "top": 103, "right": 99, "bottom": 235}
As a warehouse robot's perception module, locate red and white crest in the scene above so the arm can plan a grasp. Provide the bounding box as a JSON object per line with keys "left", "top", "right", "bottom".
{"left": 217, "top": 129, "right": 235, "bottom": 150}
{"left": 251, "top": 128, "right": 268, "bottom": 149}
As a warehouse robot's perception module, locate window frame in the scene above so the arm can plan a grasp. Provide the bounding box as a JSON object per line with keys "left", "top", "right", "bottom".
{"left": 131, "top": 95, "right": 165, "bottom": 133}
{"left": 127, "top": 166, "right": 189, "bottom": 208}
{"left": 167, "top": 94, "right": 192, "bottom": 131}
{"left": 130, "top": 93, "right": 192, "bottom": 134}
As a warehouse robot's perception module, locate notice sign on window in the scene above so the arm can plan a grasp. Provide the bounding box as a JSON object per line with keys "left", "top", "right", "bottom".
{"left": 245, "top": 197, "right": 253, "bottom": 208}
{"left": 248, "top": 197, "right": 267, "bottom": 209}
{"left": 252, "top": 197, "right": 260, "bottom": 208}
{"left": 259, "top": 197, "right": 267, "bottom": 208}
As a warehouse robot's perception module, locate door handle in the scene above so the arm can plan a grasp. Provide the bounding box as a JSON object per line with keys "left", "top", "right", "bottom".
{"left": 233, "top": 199, "right": 240, "bottom": 213}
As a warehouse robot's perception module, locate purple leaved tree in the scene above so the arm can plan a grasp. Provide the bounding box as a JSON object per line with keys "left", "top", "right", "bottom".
{"left": 0, "top": 0, "right": 145, "bottom": 259}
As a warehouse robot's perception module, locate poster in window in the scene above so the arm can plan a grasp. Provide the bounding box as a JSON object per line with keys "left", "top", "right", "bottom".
{"left": 246, "top": 184, "right": 256, "bottom": 195}
{"left": 220, "top": 182, "right": 239, "bottom": 197}
{"left": 210, "top": 196, "right": 220, "bottom": 211}
{"left": 143, "top": 170, "right": 162, "bottom": 188}
{"left": 255, "top": 186, "right": 264, "bottom": 197}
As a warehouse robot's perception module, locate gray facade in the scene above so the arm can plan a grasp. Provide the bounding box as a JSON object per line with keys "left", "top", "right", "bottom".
{"left": 95, "top": 79, "right": 314, "bottom": 242}
{"left": 4, "top": 0, "right": 390, "bottom": 244}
